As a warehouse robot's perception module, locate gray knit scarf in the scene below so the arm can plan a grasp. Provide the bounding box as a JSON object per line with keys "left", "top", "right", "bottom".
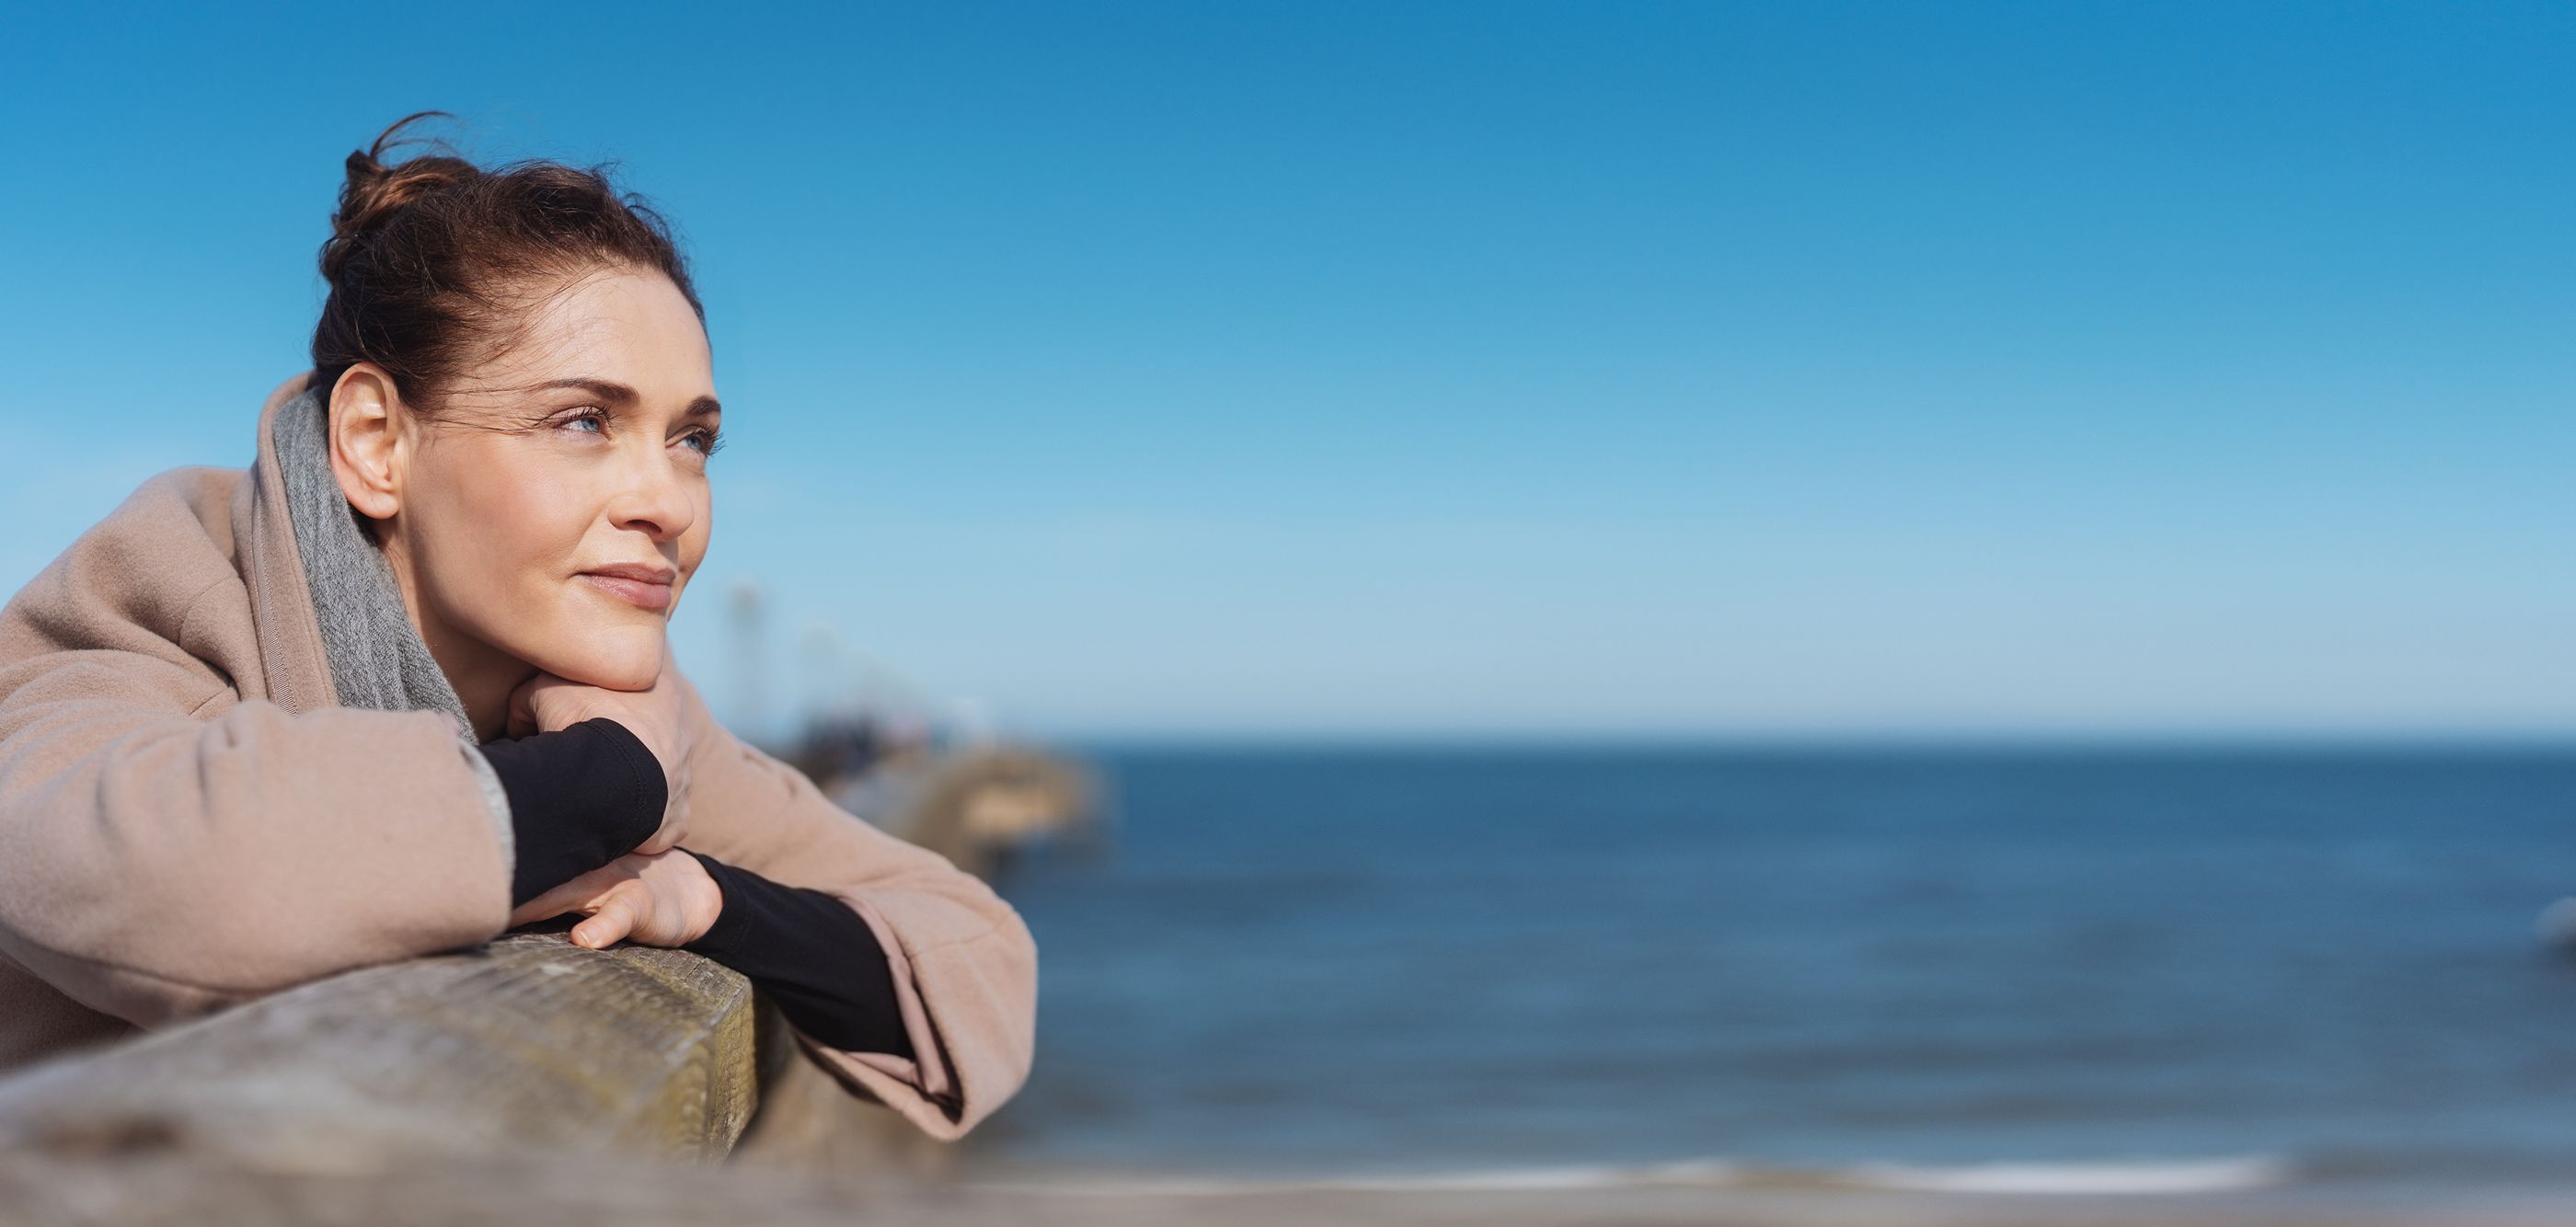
{"left": 270, "top": 383, "right": 515, "bottom": 850}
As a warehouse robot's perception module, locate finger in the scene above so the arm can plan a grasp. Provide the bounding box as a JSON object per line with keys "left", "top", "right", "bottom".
{"left": 571, "top": 892, "right": 639, "bottom": 949}
{"left": 509, "top": 882, "right": 587, "bottom": 928}
{"left": 506, "top": 862, "right": 621, "bottom": 927}
{"left": 505, "top": 674, "right": 541, "bottom": 739}
{"left": 509, "top": 852, "right": 643, "bottom": 926}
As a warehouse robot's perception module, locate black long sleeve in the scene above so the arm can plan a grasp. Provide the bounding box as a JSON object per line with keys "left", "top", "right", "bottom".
{"left": 477, "top": 717, "right": 666, "bottom": 908}
{"left": 479, "top": 720, "right": 914, "bottom": 1059}
{"left": 680, "top": 849, "right": 915, "bottom": 1060}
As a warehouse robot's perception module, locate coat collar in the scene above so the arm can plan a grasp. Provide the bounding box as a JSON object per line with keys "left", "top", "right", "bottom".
{"left": 232, "top": 370, "right": 337, "bottom": 717}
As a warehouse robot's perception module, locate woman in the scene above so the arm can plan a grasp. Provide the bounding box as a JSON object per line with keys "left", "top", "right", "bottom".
{"left": 0, "top": 113, "right": 1034, "bottom": 1141}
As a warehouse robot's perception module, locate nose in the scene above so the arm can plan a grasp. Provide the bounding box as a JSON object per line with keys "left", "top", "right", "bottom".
{"left": 604, "top": 439, "right": 700, "bottom": 545}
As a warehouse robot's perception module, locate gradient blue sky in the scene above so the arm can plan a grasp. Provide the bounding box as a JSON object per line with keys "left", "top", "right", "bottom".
{"left": 2, "top": 3, "right": 2568, "bottom": 741}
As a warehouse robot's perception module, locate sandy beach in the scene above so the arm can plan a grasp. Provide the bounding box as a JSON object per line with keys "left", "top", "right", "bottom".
{"left": 921, "top": 1185, "right": 2576, "bottom": 1227}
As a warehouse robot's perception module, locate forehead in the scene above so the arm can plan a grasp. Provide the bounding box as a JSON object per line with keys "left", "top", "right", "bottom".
{"left": 481, "top": 268, "right": 714, "bottom": 403}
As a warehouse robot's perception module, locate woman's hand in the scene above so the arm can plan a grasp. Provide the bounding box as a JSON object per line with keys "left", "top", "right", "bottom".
{"left": 505, "top": 636, "right": 694, "bottom": 854}
{"left": 506, "top": 848, "right": 723, "bottom": 950}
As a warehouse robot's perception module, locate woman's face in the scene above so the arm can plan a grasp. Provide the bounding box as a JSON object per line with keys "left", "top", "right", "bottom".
{"left": 338, "top": 267, "right": 719, "bottom": 695}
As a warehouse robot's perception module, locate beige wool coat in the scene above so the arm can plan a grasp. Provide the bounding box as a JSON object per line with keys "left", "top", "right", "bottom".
{"left": 0, "top": 372, "right": 1036, "bottom": 1141}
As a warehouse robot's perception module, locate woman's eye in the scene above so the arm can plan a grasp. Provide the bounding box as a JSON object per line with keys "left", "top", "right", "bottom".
{"left": 559, "top": 407, "right": 608, "bottom": 434}
{"left": 683, "top": 430, "right": 725, "bottom": 458}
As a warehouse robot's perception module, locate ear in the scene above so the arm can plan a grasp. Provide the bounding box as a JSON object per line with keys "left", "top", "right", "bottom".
{"left": 328, "top": 363, "right": 409, "bottom": 521}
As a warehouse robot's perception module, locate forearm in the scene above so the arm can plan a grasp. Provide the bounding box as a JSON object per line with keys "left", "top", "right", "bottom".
{"left": 679, "top": 850, "right": 914, "bottom": 1059}
{"left": 655, "top": 661, "right": 1029, "bottom": 1141}
{"left": 473, "top": 717, "right": 665, "bottom": 908}
{"left": 0, "top": 689, "right": 512, "bottom": 1020}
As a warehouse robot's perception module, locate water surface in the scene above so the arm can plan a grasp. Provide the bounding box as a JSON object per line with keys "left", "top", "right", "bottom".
{"left": 966, "top": 745, "right": 2576, "bottom": 1193}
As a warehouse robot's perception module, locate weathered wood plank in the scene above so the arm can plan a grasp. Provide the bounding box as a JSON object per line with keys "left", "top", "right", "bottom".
{"left": 0, "top": 928, "right": 762, "bottom": 1171}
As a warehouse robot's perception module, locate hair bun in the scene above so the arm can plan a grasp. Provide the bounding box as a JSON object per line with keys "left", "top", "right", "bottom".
{"left": 309, "top": 110, "right": 706, "bottom": 407}
{"left": 319, "top": 111, "right": 476, "bottom": 282}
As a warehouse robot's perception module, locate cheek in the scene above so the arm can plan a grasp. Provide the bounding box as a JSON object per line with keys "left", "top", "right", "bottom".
{"left": 672, "top": 488, "right": 715, "bottom": 585}
{"left": 413, "top": 450, "right": 593, "bottom": 610}
{"left": 684, "top": 490, "right": 714, "bottom": 566}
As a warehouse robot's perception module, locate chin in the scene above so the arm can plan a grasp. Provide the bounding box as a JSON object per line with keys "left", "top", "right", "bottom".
{"left": 535, "top": 629, "right": 665, "bottom": 692}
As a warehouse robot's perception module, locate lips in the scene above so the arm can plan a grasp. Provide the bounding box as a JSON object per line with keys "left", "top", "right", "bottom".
{"left": 579, "top": 563, "right": 676, "bottom": 611}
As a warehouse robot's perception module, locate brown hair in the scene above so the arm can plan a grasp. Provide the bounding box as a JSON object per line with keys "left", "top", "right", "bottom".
{"left": 310, "top": 110, "right": 707, "bottom": 410}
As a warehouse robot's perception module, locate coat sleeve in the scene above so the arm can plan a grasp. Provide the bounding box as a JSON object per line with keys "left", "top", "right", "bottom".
{"left": 663, "top": 661, "right": 1037, "bottom": 1141}
{"left": 0, "top": 645, "right": 515, "bottom": 1029}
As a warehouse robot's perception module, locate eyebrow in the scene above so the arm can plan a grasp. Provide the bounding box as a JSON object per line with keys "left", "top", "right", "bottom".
{"left": 532, "top": 376, "right": 721, "bottom": 421}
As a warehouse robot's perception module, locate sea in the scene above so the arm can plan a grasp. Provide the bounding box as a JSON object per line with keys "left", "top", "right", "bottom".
{"left": 957, "top": 744, "right": 2576, "bottom": 1198}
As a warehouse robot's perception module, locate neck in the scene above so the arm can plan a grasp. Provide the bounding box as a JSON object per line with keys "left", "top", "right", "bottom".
{"left": 379, "top": 533, "right": 535, "bottom": 742}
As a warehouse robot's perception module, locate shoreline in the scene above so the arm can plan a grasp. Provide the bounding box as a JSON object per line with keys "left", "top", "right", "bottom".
{"left": 906, "top": 1182, "right": 2576, "bottom": 1227}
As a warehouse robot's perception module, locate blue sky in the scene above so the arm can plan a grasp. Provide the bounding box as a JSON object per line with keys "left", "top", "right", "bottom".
{"left": 1, "top": 3, "right": 2568, "bottom": 741}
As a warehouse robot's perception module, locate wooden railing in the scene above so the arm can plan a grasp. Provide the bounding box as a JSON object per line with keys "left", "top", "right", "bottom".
{"left": 0, "top": 932, "right": 764, "bottom": 1165}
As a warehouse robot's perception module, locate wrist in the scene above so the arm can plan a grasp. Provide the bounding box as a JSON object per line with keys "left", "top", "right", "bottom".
{"left": 680, "top": 849, "right": 730, "bottom": 946}
{"left": 483, "top": 717, "right": 667, "bottom": 909}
